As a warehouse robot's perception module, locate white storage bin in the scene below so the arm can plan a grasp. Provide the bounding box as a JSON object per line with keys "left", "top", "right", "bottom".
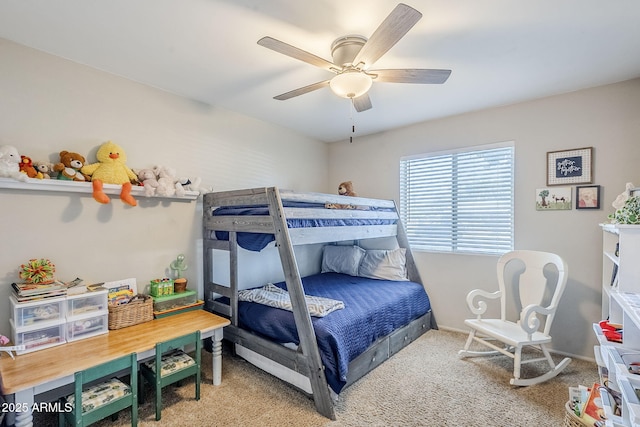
{"left": 10, "top": 318, "right": 66, "bottom": 354}
{"left": 65, "top": 312, "right": 108, "bottom": 342}
{"left": 66, "top": 289, "right": 108, "bottom": 317}
{"left": 10, "top": 295, "right": 66, "bottom": 328}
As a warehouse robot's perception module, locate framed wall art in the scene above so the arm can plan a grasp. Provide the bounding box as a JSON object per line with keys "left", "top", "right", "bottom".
{"left": 576, "top": 185, "right": 601, "bottom": 210}
{"left": 536, "top": 187, "right": 572, "bottom": 211}
{"left": 546, "top": 147, "right": 593, "bottom": 186}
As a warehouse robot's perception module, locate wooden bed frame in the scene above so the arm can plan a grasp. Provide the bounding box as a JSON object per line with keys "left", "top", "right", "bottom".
{"left": 202, "top": 187, "right": 437, "bottom": 420}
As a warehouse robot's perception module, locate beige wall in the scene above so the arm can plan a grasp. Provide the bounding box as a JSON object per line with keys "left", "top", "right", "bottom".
{"left": 0, "top": 39, "right": 329, "bottom": 338}
{"left": 328, "top": 78, "right": 640, "bottom": 359}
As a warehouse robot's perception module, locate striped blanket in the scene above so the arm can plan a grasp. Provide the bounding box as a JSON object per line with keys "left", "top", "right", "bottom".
{"left": 238, "top": 283, "right": 344, "bottom": 317}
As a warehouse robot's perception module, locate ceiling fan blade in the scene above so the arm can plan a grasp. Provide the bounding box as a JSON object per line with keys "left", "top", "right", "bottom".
{"left": 352, "top": 93, "right": 373, "bottom": 112}
{"left": 352, "top": 3, "right": 422, "bottom": 69}
{"left": 273, "top": 80, "right": 331, "bottom": 100}
{"left": 371, "top": 68, "right": 451, "bottom": 84}
{"left": 258, "top": 36, "right": 339, "bottom": 73}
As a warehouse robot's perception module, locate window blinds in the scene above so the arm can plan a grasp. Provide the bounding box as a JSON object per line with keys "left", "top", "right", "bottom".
{"left": 399, "top": 144, "right": 514, "bottom": 255}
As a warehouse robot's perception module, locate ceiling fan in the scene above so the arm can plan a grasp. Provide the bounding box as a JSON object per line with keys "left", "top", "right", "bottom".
{"left": 257, "top": 3, "right": 451, "bottom": 112}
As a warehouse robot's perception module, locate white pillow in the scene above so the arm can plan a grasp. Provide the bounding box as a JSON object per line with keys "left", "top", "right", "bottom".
{"left": 358, "top": 248, "right": 409, "bottom": 281}
{"left": 321, "top": 245, "right": 365, "bottom": 277}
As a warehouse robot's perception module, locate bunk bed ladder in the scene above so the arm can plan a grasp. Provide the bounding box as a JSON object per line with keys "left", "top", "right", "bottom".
{"left": 266, "top": 188, "right": 336, "bottom": 421}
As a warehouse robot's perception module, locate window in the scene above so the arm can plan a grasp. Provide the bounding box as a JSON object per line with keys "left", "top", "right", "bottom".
{"left": 399, "top": 142, "right": 514, "bottom": 255}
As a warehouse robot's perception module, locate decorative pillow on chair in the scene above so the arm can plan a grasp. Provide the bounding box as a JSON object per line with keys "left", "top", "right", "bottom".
{"left": 321, "top": 245, "right": 365, "bottom": 277}
{"left": 359, "top": 248, "right": 409, "bottom": 281}
{"left": 66, "top": 378, "right": 131, "bottom": 413}
{"left": 144, "top": 350, "right": 196, "bottom": 377}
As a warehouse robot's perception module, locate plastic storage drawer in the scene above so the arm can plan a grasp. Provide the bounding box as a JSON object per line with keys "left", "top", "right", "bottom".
{"left": 10, "top": 318, "right": 66, "bottom": 355}
{"left": 66, "top": 312, "right": 108, "bottom": 342}
{"left": 10, "top": 295, "right": 66, "bottom": 328}
{"left": 66, "top": 289, "right": 108, "bottom": 317}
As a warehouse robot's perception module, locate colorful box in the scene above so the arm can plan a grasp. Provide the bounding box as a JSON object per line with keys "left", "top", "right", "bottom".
{"left": 150, "top": 278, "right": 174, "bottom": 297}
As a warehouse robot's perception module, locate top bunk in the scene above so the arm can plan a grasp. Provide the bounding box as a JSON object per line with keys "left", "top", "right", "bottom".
{"left": 203, "top": 187, "right": 401, "bottom": 251}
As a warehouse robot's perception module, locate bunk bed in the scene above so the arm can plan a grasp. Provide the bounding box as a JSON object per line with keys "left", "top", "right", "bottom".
{"left": 202, "top": 187, "right": 436, "bottom": 420}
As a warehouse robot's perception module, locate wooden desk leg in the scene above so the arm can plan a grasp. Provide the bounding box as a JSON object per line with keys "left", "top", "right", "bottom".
{"left": 10, "top": 389, "right": 35, "bottom": 427}
{"left": 211, "top": 328, "right": 224, "bottom": 386}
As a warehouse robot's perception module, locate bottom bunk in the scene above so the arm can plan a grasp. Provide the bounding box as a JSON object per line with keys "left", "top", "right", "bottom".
{"left": 208, "top": 271, "right": 436, "bottom": 418}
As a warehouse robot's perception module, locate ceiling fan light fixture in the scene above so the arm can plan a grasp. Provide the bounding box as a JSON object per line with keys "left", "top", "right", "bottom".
{"left": 329, "top": 71, "right": 372, "bottom": 99}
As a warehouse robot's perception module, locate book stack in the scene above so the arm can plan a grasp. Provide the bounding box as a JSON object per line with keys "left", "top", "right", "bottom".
{"left": 11, "top": 280, "right": 66, "bottom": 302}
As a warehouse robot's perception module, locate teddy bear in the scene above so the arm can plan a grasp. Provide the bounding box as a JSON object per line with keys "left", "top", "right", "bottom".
{"left": 137, "top": 168, "right": 159, "bottom": 197}
{"left": 19, "top": 155, "right": 38, "bottom": 178}
{"left": 338, "top": 181, "right": 357, "bottom": 197}
{"left": 33, "top": 161, "right": 54, "bottom": 179}
{"left": 325, "top": 181, "right": 358, "bottom": 209}
{"left": 81, "top": 140, "right": 139, "bottom": 206}
{"left": 0, "top": 145, "right": 29, "bottom": 182}
{"left": 54, "top": 151, "right": 91, "bottom": 182}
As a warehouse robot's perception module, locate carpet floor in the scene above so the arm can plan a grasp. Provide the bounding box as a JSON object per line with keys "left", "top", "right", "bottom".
{"left": 32, "top": 329, "right": 598, "bottom": 426}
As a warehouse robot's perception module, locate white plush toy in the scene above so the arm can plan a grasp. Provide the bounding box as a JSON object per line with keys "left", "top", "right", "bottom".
{"left": 137, "top": 168, "right": 159, "bottom": 197}
{"left": 154, "top": 166, "right": 181, "bottom": 197}
{"left": 0, "top": 145, "right": 29, "bottom": 182}
{"left": 178, "top": 176, "right": 211, "bottom": 195}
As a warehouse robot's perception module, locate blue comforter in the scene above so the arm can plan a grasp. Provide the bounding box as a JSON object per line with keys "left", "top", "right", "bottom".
{"left": 237, "top": 272, "right": 431, "bottom": 394}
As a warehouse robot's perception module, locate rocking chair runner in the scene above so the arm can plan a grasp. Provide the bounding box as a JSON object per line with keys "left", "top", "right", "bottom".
{"left": 458, "top": 250, "right": 571, "bottom": 386}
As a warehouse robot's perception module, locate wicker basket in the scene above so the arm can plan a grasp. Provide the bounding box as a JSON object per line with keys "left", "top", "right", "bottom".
{"left": 108, "top": 295, "right": 154, "bottom": 330}
{"left": 564, "top": 402, "right": 589, "bottom": 427}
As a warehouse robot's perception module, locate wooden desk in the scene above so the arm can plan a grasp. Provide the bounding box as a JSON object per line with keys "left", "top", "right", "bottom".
{"left": 0, "top": 310, "right": 229, "bottom": 427}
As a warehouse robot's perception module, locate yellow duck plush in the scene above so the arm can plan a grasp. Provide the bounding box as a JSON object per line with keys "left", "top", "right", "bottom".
{"left": 81, "top": 141, "right": 138, "bottom": 206}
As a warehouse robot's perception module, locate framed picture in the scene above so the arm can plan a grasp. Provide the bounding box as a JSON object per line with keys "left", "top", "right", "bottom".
{"left": 576, "top": 185, "right": 601, "bottom": 209}
{"left": 546, "top": 147, "right": 593, "bottom": 186}
{"left": 536, "top": 187, "right": 572, "bottom": 211}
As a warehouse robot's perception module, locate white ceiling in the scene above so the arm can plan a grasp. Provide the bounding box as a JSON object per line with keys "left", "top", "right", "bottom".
{"left": 1, "top": 1, "right": 639, "bottom": 143}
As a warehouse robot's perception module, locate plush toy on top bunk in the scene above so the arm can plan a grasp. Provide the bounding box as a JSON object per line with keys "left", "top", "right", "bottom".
{"left": 0, "top": 145, "right": 29, "bottom": 182}
{"left": 81, "top": 140, "right": 139, "bottom": 206}
{"left": 325, "top": 181, "right": 358, "bottom": 210}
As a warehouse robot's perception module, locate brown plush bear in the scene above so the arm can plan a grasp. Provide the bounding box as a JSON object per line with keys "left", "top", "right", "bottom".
{"left": 54, "top": 151, "right": 90, "bottom": 181}
{"left": 338, "top": 181, "right": 357, "bottom": 197}
{"left": 325, "top": 181, "right": 358, "bottom": 209}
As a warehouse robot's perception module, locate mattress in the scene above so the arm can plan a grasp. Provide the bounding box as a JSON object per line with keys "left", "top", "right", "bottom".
{"left": 235, "top": 272, "right": 431, "bottom": 394}
{"left": 210, "top": 202, "right": 396, "bottom": 251}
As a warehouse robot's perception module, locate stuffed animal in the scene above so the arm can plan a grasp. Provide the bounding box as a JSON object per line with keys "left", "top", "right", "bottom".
{"left": 81, "top": 140, "right": 138, "bottom": 206}
{"left": 177, "top": 176, "right": 211, "bottom": 195}
{"left": 137, "top": 168, "right": 159, "bottom": 197}
{"left": 54, "top": 151, "right": 91, "bottom": 181}
{"left": 338, "top": 181, "right": 357, "bottom": 197}
{"left": 325, "top": 181, "right": 358, "bottom": 209}
{"left": 33, "top": 161, "right": 54, "bottom": 179}
{"left": 154, "top": 166, "right": 182, "bottom": 197}
{"left": 0, "top": 145, "right": 28, "bottom": 182}
{"left": 19, "top": 155, "right": 38, "bottom": 178}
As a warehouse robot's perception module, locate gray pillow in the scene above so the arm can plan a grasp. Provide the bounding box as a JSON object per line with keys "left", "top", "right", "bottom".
{"left": 359, "top": 248, "right": 409, "bottom": 281}
{"left": 321, "top": 245, "right": 365, "bottom": 277}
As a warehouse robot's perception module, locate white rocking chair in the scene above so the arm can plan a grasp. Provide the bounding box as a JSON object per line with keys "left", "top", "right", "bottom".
{"left": 458, "top": 250, "right": 571, "bottom": 386}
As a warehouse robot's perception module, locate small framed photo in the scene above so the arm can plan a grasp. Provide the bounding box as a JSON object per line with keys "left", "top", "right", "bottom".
{"left": 536, "top": 187, "right": 572, "bottom": 211}
{"left": 547, "top": 147, "right": 593, "bottom": 186}
{"left": 576, "top": 185, "right": 601, "bottom": 210}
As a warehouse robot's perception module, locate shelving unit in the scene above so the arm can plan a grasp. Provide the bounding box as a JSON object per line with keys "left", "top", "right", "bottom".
{"left": 0, "top": 177, "right": 199, "bottom": 201}
{"left": 595, "top": 223, "right": 640, "bottom": 427}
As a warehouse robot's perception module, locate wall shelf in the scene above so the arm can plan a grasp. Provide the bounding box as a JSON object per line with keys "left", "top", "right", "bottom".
{"left": 0, "top": 177, "right": 199, "bottom": 201}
